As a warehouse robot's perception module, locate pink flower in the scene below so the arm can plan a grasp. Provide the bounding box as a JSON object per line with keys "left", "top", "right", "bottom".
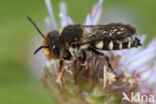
{"left": 43, "top": 0, "right": 156, "bottom": 103}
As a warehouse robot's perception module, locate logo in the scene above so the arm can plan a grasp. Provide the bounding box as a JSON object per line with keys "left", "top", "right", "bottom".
{"left": 122, "top": 92, "right": 155, "bottom": 103}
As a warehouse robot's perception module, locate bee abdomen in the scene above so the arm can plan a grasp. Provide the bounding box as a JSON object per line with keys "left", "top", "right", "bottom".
{"left": 93, "top": 37, "right": 141, "bottom": 50}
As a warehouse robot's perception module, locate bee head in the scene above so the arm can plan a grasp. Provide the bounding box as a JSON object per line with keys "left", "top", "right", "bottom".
{"left": 26, "top": 16, "right": 64, "bottom": 60}
{"left": 43, "top": 31, "right": 63, "bottom": 59}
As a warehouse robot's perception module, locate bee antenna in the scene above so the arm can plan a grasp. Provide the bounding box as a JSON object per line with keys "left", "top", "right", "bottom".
{"left": 27, "top": 16, "right": 46, "bottom": 40}
{"left": 34, "top": 46, "right": 49, "bottom": 55}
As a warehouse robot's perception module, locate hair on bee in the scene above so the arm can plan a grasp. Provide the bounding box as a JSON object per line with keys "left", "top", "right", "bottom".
{"left": 26, "top": 16, "right": 49, "bottom": 55}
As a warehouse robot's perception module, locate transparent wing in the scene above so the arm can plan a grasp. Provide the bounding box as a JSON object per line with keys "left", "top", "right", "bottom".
{"left": 79, "top": 23, "right": 136, "bottom": 45}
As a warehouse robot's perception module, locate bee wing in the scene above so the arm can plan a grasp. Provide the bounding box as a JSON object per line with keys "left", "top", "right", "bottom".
{"left": 79, "top": 23, "right": 136, "bottom": 45}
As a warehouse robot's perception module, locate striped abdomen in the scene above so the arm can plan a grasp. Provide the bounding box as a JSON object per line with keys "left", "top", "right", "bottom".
{"left": 81, "top": 23, "right": 142, "bottom": 50}
{"left": 92, "top": 36, "right": 141, "bottom": 50}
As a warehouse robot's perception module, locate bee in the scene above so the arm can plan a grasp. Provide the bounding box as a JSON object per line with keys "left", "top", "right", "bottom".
{"left": 27, "top": 16, "right": 141, "bottom": 72}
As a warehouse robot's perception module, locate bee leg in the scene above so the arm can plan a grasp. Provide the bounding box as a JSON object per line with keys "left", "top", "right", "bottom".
{"left": 104, "top": 55, "right": 113, "bottom": 72}
{"left": 88, "top": 47, "right": 113, "bottom": 71}
{"left": 88, "top": 47, "right": 104, "bottom": 56}
{"left": 59, "top": 60, "right": 64, "bottom": 72}
{"left": 74, "top": 51, "right": 86, "bottom": 85}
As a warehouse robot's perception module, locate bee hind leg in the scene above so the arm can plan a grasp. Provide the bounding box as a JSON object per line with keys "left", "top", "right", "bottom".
{"left": 74, "top": 51, "right": 86, "bottom": 85}
{"left": 104, "top": 55, "right": 113, "bottom": 72}
{"left": 88, "top": 47, "right": 113, "bottom": 72}
{"left": 58, "top": 60, "right": 64, "bottom": 72}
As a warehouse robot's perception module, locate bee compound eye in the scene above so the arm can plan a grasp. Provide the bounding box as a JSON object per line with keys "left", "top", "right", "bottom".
{"left": 52, "top": 46, "right": 59, "bottom": 58}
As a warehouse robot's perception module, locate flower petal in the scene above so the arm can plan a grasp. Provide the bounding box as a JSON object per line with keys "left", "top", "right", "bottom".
{"left": 45, "top": 17, "right": 52, "bottom": 32}
{"left": 124, "top": 45, "right": 155, "bottom": 73}
{"left": 91, "top": 0, "right": 103, "bottom": 25}
{"left": 59, "top": 2, "right": 67, "bottom": 27}
{"left": 59, "top": 1, "right": 74, "bottom": 27}
{"left": 140, "top": 63, "right": 156, "bottom": 84}
{"left": 45, "top": 0, "right": 58, "bottom": 29}
{"left": 147, "top": 37, "right": 156, "bottom": 48}
{"left": 84, "top": 14, "right": 92, "bottom": 25}
{"left": 140, "top": 34, "right": 146, "bottom": 44}
{"left": 67, "top": 16, "right": 74, "bottom": 24}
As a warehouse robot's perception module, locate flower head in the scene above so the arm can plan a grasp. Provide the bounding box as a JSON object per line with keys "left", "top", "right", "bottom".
{"left": 41, "top": 0, "right": 156, "bottom": 104}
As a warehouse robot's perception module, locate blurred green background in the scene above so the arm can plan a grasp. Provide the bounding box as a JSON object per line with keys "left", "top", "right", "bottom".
{"left": 0, "top": 0, "right": 156, "bottom": 104}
